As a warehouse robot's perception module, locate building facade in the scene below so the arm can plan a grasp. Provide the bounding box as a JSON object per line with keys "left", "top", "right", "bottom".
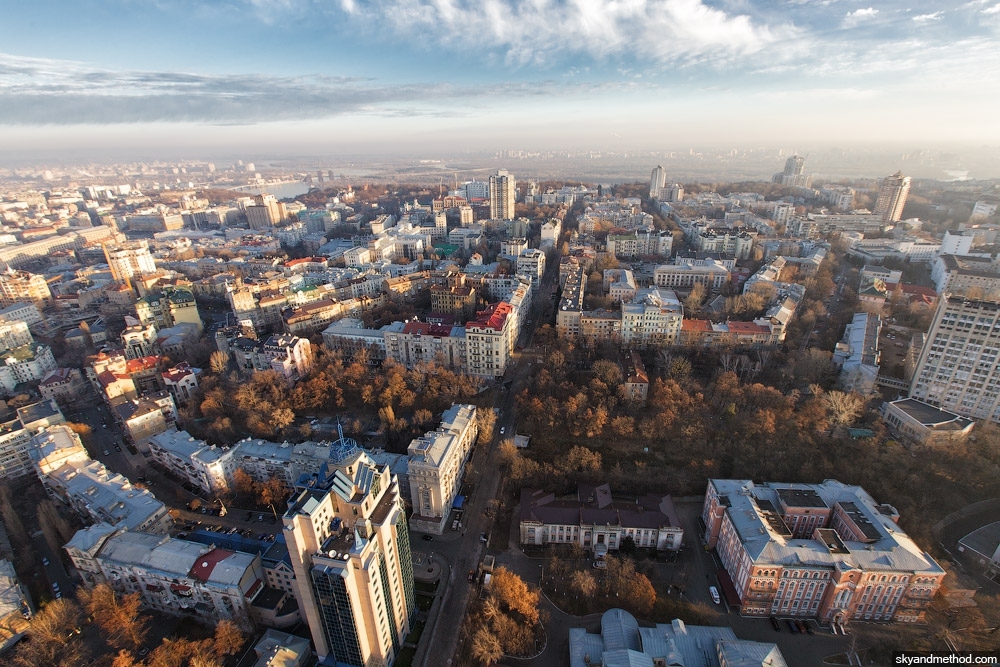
{"left": 909, "top": 296, "right": 1000, "bottom": 422}
{"left": 703, "top": 479, "right": 944, "bottom": 624}
{"left": 407, "top": 404, "right": 478, "bottom": 534}
{"left": 283, "top": 445, "right": 415, "bottom": 666}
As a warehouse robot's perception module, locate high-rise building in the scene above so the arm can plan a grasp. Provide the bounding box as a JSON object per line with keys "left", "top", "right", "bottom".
{"left": 283, "top": 437, "right": 415, "bottom": 666}
{"left": 104, "top": 241, "right": 157, "bottom": 286}
{"left": 649, "top": 165, "right": 666, "bottom": 199}
{"left": 488, "top": 169, "right": 516, "bottom": 221}
{"left": 874, "top": 172, "right": 911, "bottom": 224}
{"left": 771, "top": 155, "right": 811, "bottom": 187}
{"left": 909, "top": 295, "right": 1000, "bottom": 422}
{"left": 783, "top": 155, "right": 805, "bottom": 177}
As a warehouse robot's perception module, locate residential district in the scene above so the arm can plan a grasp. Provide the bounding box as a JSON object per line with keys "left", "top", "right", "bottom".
{"left": 0, "top": 157, "right": 998, "bottom": 666}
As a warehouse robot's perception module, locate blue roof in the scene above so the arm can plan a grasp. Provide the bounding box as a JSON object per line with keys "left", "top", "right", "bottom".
{"left": 452, "top": 495, "right": 466, "bottom": 509}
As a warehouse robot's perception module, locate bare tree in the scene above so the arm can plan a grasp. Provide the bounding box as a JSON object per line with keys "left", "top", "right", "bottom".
{"left": 209, "top": 350, "right": 230, "bottom": 375}
{"left": 822, "top": 390, "right": 865, "bottom": 427}
{"left": 11, "top": 598, "right": 87, "bottom": 667}
{"left": 471, "top": 627, "right": 503, "bottom": 665}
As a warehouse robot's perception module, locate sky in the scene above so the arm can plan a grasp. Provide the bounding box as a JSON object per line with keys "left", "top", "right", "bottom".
{"left": 2, "top": 0, "right": 1000, "bottom": 157}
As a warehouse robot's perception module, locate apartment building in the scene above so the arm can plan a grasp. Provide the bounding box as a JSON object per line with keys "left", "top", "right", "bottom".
{"left": 283, "top": 445, "right": 415, "bottom": 665}
{"left": 909, "top": 295, "right": 1000, "bottom": 422}
{"left": 385, "top": 321, "right": 467, "bottom": 371}
{"left": 407, "top": 404, "right": 478, "bottom": 534}
{"left": 0, "top": 270, "right": 51, "bottom": 310}
{"left": 148, "top": 428, "right": 237, "bottom": 496}
{"left": 465, "top": 302, "right": 515, "bottom": 378}
{"left": 556, "top": 267, "right": 587, "bottom": 338}
{"left": 516, "top": 249, "right": 546, "bottom": 288}
{"left": 703, "top": 479, "right": 944, "bottom": 624}
{"left": 605, "top": 228, "right": 673, "bottom": 259}
{"left": 620, "top": 288, "right": 683, "bottom": 347}
{"left": 65, "top": 530, "right": 262, "bottom": 630}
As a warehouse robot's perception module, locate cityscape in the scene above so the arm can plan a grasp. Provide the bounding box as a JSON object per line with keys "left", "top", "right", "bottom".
{"left": 3, "top": 1, "right": 1000, "bottom": 666}
{"left": 0, "top": 154, "right": 998, "bottom": 667}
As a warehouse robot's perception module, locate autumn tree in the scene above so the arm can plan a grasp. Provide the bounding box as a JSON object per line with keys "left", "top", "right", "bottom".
{"left": 212, "top": 619, "right": 246, "bottom": 656}
{"left": 569, "top": 570, "right": 597, "bottom": 598}
{"left": 257, "top": 475, "right": 289, "bottom": 509}
{"left": 11, "top": 598, "right": 87, "bottom": 667}
{"left": 232, "top": 468, "right": 255, "bottom": 497}
{"left": 78, "top": 582, "right": 149, "bottom": 649}
{"left": 488, "top": 566, "right": 540, "bottom": 625}
{"left": 476, "top": 407, "right": 497, "bottom": 444}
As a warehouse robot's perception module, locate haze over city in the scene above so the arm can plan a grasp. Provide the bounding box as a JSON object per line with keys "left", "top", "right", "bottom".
{"left": 3, "top": 0, "right": 1000, "bottom": 165}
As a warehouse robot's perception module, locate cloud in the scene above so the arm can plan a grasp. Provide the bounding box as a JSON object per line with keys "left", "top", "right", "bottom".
{"left": 0, "top": 52, "right": 644, "bottom": 125}
{"left": 842, "top": 6, "right": 879, "bottom": 26}
{"left": 983, "top": 3, "right": 1000, "bottom": 13}
{"left": 329, "top": 0, "right": 786, "bottom": 68}
{"left": 912, "top": 11, "right": 944, "bottom": 21}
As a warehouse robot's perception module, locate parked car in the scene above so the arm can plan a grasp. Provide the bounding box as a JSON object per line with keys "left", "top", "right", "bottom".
{"left": 787, "top": 619, "right": 799, "bottom": 634}
{"left": 102, "top": 449, "right": 110, "bottom": 456}
{"left": 468, "top": 570, "right": 475, "bottom": 583}
{"left": 592, "top": 560, "right": 607, "bottom": 569}
{"left": 499, "top": 427, "right": 505, "bottom": 435}
{"left": 258, "top": 514, "right": 265, "bottom": 522}
{"left": 422, "top": 535, "right": 434, "bottom": 541}
{"left": 114, "top": 445, "right": 121, "bottom": 452}
{"left": 770, "top": 616, "right": 781, "bottom": 632}
{"left": 42, "top": 557, "right": 49, "bottom": 566}
{"left": 709, "top": 586, "right": 720, "bottom": 605}
{"left": 479, "top": 533, "right": 488, "bottom": 543}
{"left": 804, "top": 621, "right": 814, "bottom": 635}
{"left": 245, "top": 512, "right": 253, "bottom": 521}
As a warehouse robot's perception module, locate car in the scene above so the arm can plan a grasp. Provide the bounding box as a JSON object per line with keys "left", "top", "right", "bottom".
{"left": 592, "top": 560, "right": 607, "bottom": 569}
{"left": 52, "top": 582, "right": 59, "bottom": 592}
{"left": 499, "top": 427, "right": 505, "bottom": 435}
{"left": 114, "top": 445, "right": 121, "bottom": 452}
{"left": 804, "top": 621, "right": 814, "bottom": 635}
{"left": 102, "top": 424, "right": 107, "bottom": 429}
{"left": 103, "top": 449, "right": 110, "bottom": 456}
{"left": 258, "top": 514, "right": 265, "bottom": 522}
{"left": 42, "top": 557, "right": 50, "bottom": 566}
{"left": 770, "top": 616, "right": 781, "bottom": 632}
{"left": 422, "top": 535, "right": 434, "bottom": 541}
{"left": 138, "top": 648, "right": 149, "bottom": 657}
{"left": 468, "top": 570, "right": 476, "bottom": 583}
{"left": 54, "top": 591, "right": 61, "bottom": 599}
{"left": 479, "top": 533, "right": 488, "bottom": 543}
{"left": 787, "top": 619, "right": 799, "bottom": 634}
{"left": 709, "top": 586, "right": 720, "bottom": 605}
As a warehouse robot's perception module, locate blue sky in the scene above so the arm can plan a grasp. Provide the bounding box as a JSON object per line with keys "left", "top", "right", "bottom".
{"left": 2, "top": 0, "right": 1000, "bottom": 154}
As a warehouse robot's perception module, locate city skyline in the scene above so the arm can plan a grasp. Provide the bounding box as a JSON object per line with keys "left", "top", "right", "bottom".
{"left": 3, "top": 0, "right": 1000, "bottom": 157}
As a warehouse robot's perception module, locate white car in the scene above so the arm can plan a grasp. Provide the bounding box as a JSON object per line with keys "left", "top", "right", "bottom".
{"left": 499, "top": 427, "right": 505, "bottom": 435}
{"left": 709, "top": 586, "right": 721, "bottom": 605}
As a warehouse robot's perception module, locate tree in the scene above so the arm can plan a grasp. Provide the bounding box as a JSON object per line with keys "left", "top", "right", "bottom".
{"left": 476, "top": 407, "right": 497, "bottom": 444}
{"left": 0, "top": 483, "right": 29, "bottom": 549}
{"left": 591, "top": 359, "right": 622, "bottom": 387}
{"left": 257, "top": 475, "right": 289, "bottom": 509}
{"left": 570, "top": 570, "right": 597, "bottom": 598}
{"left": 488, "top": 567, "right": 540, "bottom": 625}
{"left": 78, "top": 582, "right": 149, "bottom": 649}
{"left": 471, "top": 626, "right": 503, "bottom": 665}
{"left": 11, "top": 598, "right": 87, "bottom": 667}
{"left": 232, "top": 468, "right": 255, "bottom": 497}
{"left": 212, "top": 619, "right": 245, "bottom": 657}
{"left": 209, "top": 350, "right": 230, "bottom": 375}
{"left": 619, "top": 535, "right": 637, "bottom": 556}
{"left": 684, "top": 282, "right": 707, "bottom": 314}
{"left": 38, "top": 499, "right": 74, "bottom": 558}
{"left": 823, "top": 390, "right": 865, "bottom": 426}
{"left": 112, "top": 650, "right": 140, "bottom": 667}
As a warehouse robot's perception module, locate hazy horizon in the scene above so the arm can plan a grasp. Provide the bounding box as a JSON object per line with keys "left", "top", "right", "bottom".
{"left": 3, "top": 0, "right": 1000, "bottom": 167}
